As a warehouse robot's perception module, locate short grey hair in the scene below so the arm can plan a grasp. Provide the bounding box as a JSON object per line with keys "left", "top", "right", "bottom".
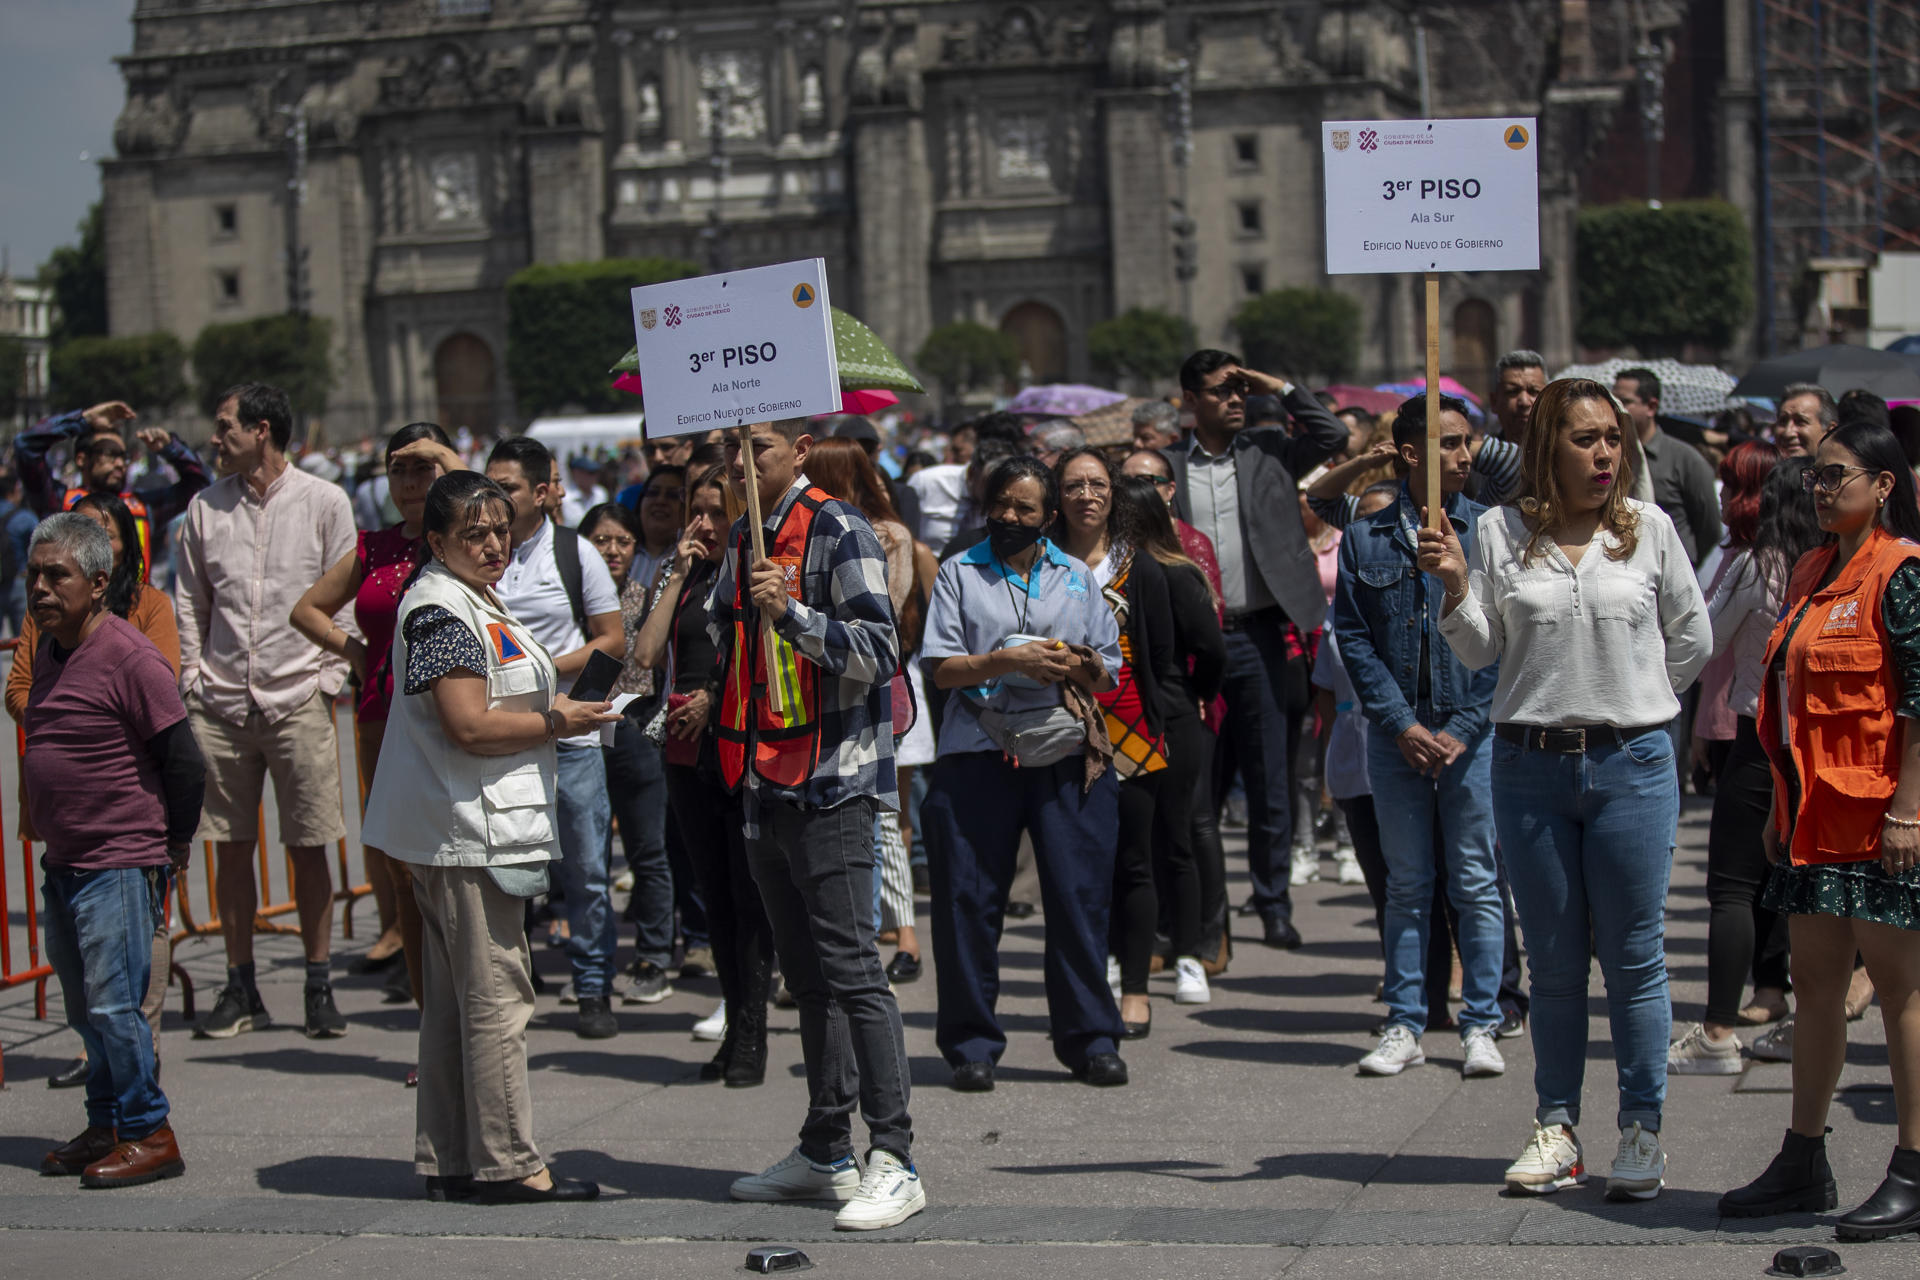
{"left": 30, "top": 512, "right": 112, "bottom": 581}
{"left": 1781, "top": 382, "right": 1840, "bottom": 427}
{"left": 1131, "top": 400, "right": 1179, "bottom": 432}
{"left": 1032, "top": 422, "right": 1086, "bottom": 453}
{"left": 1495, "top": 349, "right": 1546, "bottom": 376}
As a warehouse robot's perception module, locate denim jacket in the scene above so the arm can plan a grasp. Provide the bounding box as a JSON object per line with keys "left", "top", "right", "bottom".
{"left": 1332, "top": 486, "right": 1498, "bottom": 742}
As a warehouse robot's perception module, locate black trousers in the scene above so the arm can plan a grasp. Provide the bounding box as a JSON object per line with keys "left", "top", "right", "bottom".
{"left": 664, "top": 764, "right": 771, "bottom": 1052}
{"left": 1704, "top": 716, "right": 1791, "bottom": 1025}
{"left": 1110, "top": 772, "right": 1164, "bottom": 995}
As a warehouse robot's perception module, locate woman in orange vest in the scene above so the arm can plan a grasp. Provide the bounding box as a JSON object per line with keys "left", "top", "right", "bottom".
{"left": 1720, "top": 420, "right": 1920, "bottom": 1240}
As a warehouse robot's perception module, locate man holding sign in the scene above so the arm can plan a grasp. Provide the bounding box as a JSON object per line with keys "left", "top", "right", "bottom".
{"left": 709, "top": 417, "right": 924, "bottom": 1231}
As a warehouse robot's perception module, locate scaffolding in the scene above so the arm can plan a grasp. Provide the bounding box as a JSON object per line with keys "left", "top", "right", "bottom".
{"left": 1755, "top": 0, "right": 1920, "bottom": 353}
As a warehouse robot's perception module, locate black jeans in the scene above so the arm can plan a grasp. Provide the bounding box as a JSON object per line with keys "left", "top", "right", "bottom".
{"left": 606, "top": 721, "right": 674, "bottom": 968}
{"left": 1110, "top": 772, "right": 1164, "bottom": 995}
{"left": 1155, "top": 713, "right": 1208, "bottom": 963}
{"left": 664, "top": 763, "right": 770, "bottom": 1051}
{"left": 1704, "top": 716, "right": 1791, "bottom": 1025}
{"left": 746, "top": 794, "right": 913, "bottom": 1164}
{"left": 1216, "top": 615, "right": 1298, "bottom": 924}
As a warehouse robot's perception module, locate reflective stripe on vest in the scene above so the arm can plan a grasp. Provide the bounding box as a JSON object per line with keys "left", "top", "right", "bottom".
{"left": 716, "top": 488, "right": 830, "bottom": 791}
{"left": 64, "top": 488, "right": 153, "bottom": 577}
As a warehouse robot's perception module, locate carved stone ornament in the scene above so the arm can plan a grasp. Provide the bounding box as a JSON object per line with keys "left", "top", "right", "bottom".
{"left": 114, "top": 80, "right": 186, "bottom": 156}
{"left": 696, "top": 52, "right": 767, "bottom": 141}
{"left": 995, "top": 112, "right": 1051, "bottom": 182}
{"left": 378, "top": 42, "right": 522, "bottom": 110}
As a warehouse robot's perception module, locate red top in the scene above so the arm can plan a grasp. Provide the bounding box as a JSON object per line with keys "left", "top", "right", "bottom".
{"left": 354, "top": 524, "right": 422, "bottom": 723}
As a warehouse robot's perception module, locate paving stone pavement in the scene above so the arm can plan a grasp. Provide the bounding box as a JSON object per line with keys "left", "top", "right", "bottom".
{"left": 3, "top": 789, "right": 1915, "bottom": 1277}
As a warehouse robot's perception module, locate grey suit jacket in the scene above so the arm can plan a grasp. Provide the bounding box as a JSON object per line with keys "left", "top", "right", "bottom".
{"left": 1163, "top": 386, "right": 1351, "bottom": 628}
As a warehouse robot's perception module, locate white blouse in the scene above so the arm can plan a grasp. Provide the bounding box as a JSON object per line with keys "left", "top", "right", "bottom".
{"left": 1706, "top": 547, "right": 1785, "bottom": 720}
{"left": 1438, "top": 499, "right": 1713, "bottom": 728}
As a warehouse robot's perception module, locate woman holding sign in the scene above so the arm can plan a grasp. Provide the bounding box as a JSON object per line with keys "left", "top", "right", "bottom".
{"left": 920, "top": 455, "right": 1128, "bottom": 1090}
{"left": 1424, "top": 379, "right": 1710, "bottom": 1203}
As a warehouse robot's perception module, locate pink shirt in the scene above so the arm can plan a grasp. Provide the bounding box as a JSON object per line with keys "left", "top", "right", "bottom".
{"left": 175, "top": 464, "right": 357, "bottom": 725}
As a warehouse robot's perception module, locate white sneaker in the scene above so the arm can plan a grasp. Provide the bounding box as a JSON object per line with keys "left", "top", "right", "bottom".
{"left": 1289, "top": 849, "right": 1321, "bottom": 885}
{"left": 692, "top": 1000, "right": 727, "bottom": 1042}
{"left": 1667, "top": 1023, "right": 1743, "bottom": 1075}
{"left": 1750, "top": 1016, "right": 1794, "bottom": 1063}
{"left": 612, "top": 869, "right": 635, "bottom": 893}
{"left": 1461, "top": 1026, "right": 1506, "bottom": 1078}
{"left": 1334, "top": 847, "right": 1366, "bottom": 885}
{"left": 1358, "top": 1024, "right": 1425, "bottom": 1076}
{"left": 1505, "top": 1122, "right": 1586, "bottom": 1195}
{"left": 1607, "top": 1123, "right": 1666, "bottom": 1201}
{"left": 1106, "top": 955, "right": 1122, "bottom": 1004}
{"left": 729, "top": 1146, "right": 861, "bottom": 1202}
{"left": 833, "top": 1149, "right": 926, "bottom": 1230}
{"left": 1173, "top": 957, "right": 1211, "bottom": 1005}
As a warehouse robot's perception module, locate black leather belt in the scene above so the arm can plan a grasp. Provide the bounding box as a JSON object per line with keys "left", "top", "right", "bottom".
{"left": 1220, "top": 607, "right": 1282, "bottom": 633}
{"left": 1494, "top": 723, "right": 1669, "bottom": 754}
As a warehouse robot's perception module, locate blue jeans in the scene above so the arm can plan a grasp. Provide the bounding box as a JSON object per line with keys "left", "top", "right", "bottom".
{"left": 553, "top": 744, "right": 617, "bottom": 997}
{"left": 605, "top": 721, "right": 673, "bottom": 968}
{"left": 1492, "top": 729, "right": 1677, "bottom": 1132}
{"left": 1217, "top": 615, "right": 1295, "bottom": 922}
{"left": 1369, "top": 723, "right": 1503, "bottom": 1036}
{"left": 42, "top": 862, "right": 170, "bottom": 1137}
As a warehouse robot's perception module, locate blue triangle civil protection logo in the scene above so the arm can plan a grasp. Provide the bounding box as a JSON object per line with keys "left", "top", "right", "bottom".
{"left": 487, "top": 623, "right": 527, "bottom": 663}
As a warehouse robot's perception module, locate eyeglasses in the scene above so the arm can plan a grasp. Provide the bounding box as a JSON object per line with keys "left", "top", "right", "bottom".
{"left": 1198, "top": 381, "right": 1246, "bottom": 401}
{"left": 1063, "top": 480, "right": 1110, "bottom": 498}
{"left": 1801, "top": 464, "right": 1874, "bottom": 494}
{"left": 589, "top": 533, "right": 638, "bottom": 552}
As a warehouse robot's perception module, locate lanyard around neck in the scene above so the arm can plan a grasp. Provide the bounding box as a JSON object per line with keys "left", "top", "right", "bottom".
{"left": 996, "top": 551, "right": 1040, "bottom": 634}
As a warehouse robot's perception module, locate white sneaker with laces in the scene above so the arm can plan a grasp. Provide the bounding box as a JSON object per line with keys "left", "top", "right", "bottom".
{"left": 1334, "top": 847, "right": 1366, "bottom": 885}
{"left": 1667, "top": 1023, "right": 1743, "bottom": 1075}
{"left": 729, "top": 1147, "right": 861, "bottom": 1202}
{"left": 1289, "top": 849, "right": 1321, "bottom": 885}
{"left": 833, "top": 1150, "right": 926, "bottom": 1230}
{"left": 1358, "top": 1024, "right": 1425, "bottom": 1076}
{"left": 1750, "top": 1016, "right": 1794, "bottom": 1063}
{"left": 1461, "top": 1026, "right": 1506, "bottom": 1077}
{"left": 1607, "top": 1123, "right": 1666, "bottom": 1201}
{"left": 1505, "top": 1122, "right": 1585, "bottom": 1195}
{"left": 692, "top": 1001, "right": 727, "bottom": 1042}
{"left": 1106, "top": 954, "right": 1122, "bottom": 1004}
{"left": 1173, "top": 957, "right": 1211, "bottom": 1005}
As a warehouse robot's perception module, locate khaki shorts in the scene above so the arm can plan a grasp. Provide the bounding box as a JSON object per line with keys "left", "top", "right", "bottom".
{"left": 190, "top": 690, "right": 347, "bottom": 847}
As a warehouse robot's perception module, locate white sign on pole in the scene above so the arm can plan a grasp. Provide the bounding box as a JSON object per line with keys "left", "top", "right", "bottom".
{"left": 1321, "top": 118, "right": 1540, "bottom": 276}
{"left": 628, "top": 258, "right": 841, "bottom": 438}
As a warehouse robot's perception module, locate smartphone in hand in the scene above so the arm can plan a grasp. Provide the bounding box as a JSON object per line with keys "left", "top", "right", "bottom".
{"left": 569, "top": 649, "right": 624, "bottom": 703}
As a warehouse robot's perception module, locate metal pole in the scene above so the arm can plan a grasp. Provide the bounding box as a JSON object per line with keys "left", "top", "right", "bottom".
{"left": 283, "top": 102, "right": 308, "bottom": 316}
{"left": 1169, "top": 58, "right": 1194, "bottom": 329}
{"left": 1414, "top": 16, "right": 1432, "bottom": 119}
{"left": 1870, "top": 0, "right": 1886, "bottom": 253}
{"left": 1755, "top": 0, "right": 1776, "bottom": 355}
{"left": 705, "top": 84, "right": 729, "bottom": 272}
{"left": 1813, "top": 0, "right": 1830, "bottom": 257}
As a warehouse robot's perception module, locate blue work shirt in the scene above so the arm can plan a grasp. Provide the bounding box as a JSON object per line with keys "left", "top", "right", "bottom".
{"left": 920, "top": 537, "right": 1123, "bottom": 758}
{"left": 1332, "top": 485, "right": 1498, "bottom": 742}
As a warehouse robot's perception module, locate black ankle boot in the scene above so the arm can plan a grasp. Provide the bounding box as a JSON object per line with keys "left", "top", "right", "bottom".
{"left": 700, "top": 1028, "right": 734, "bottom": 1082}
{"left": 1837, "top": 1146, "right": 1920, "bottom": 1240}
{"left": 724, "top": 998, "right": 767, "bottom": 1088}
{"left": 1719, "top": 1129, "right": 1838, "bottom": 1218}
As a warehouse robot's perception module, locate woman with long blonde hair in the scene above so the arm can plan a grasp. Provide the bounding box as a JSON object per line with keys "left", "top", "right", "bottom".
{"left": 1425, "top": 379, "right": 1712, "bottom": 1203}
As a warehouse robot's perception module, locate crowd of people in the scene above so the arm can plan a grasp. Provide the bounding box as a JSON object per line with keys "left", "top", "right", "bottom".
{"left": 15, "top": 348, "right": 1920, "bottom": 1243}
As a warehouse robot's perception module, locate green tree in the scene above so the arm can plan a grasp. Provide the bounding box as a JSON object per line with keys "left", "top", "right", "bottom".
{"left": 191, "top": 314, "right": 333, "bottom": 416}
{"left": 41, "top": 202, "right": 108, "bottom": 346}
{"left": 0, "top": 335, "right": 25, "bottom": 421}
{"left": 1087, "top": 307, "right": 1194, "bottom": 385}
{"left": 48, "top": 332, "right": 189, "bottom": 414}
{"left": 913, "top": 321, "right": 1019, "bottom": 401}
{"left": 1576, "top": 200, "right": 1753, "bottom": 355}
{"left": 506, "top": 257, "right": 702, "bottom": 416}
{"left": 1231, "top": 288, "right": 1361, "bottom": 383}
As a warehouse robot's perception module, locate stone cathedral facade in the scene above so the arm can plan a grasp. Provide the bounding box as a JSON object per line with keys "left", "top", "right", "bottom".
{"left": 103, "top": 1, "right": 1633, "bottom": 436}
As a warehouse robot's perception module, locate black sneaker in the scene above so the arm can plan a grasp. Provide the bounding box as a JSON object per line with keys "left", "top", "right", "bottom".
{"left": 577, "top": 995, "right": 619, "bottom": 1039}
{"left": 304, "top": 983, "right": 348, "bottom": 1039}
{"left": 624, "top": 962, "right": 674, "bottom": 1005}
{"left": 196, "top": 985, "right": 270, "bottom": 1039}
{"left": 1497, "top": 1005, "right": 1528, "bottom": 1040}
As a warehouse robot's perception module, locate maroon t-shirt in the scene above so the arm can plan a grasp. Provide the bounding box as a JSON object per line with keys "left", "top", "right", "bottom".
{"left": 354, "top": 524, "right": 422, "bottom": 723}
{"left": 24, "top": 614, "right": 187, "bottom": 870}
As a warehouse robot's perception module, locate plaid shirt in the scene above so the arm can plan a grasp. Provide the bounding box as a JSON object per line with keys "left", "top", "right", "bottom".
{"left": 708, "top": 479, "right": 898, "bottom": 836}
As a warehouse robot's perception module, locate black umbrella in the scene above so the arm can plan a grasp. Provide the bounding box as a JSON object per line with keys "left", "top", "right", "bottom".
{"left": 1732, "top": 343, "right": 1920, "bottom": 401}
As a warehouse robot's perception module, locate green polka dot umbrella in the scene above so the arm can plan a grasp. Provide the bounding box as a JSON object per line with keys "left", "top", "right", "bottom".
{"left": 611, "top": 306, "right": 923, "bottom": 395}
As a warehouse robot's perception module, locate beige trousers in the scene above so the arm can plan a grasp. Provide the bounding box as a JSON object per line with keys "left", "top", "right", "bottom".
{"left": 411, "top": 864, "right": 544, "bottom": 1181}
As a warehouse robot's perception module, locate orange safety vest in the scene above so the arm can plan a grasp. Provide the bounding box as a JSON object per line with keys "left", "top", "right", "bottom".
{"left": 716, "top": 487, "right": 830, "bottom": 792}
{"left": 1759, "top": 526, "right": 1920, "bottom": 865}
{"left": 64, "top": 487, "right": 153, "bottom": 578}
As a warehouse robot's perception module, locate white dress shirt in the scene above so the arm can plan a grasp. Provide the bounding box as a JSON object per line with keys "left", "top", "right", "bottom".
{"left": 1438, "top": 499, "right": 1712, "bottom": 728}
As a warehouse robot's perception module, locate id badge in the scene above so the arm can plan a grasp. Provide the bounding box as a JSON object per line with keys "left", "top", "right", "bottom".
{"left": 772, "top": 554, "right": 803, "bottom": 600}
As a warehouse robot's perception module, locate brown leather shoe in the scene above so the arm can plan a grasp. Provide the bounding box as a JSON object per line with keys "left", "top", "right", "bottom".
{"left": 40, "top": 1126, "right": 117, "bottom": 1176}
{"left": 80, "top": 1123, "right": 184, "bottom": 1188}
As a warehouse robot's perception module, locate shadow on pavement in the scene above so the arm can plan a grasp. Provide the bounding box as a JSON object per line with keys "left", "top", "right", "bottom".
{"left": 257, "top": 1153, "right": 418, "bottom": 1198}
{"left": 195, "top": 1047, "right": 409, "bottom": 1082}
{"left": 1190, "top": 1006, "right": 1383, "bottom": 1035}
{"left": 1173, "top": 1038, "right": 1360, "bottom": 1067}
{"left": 543, "top": 1147, "right": 738, "bottom": 1200}
{"left": 525, "top": 1049, "right": 698, "bottom": 1085}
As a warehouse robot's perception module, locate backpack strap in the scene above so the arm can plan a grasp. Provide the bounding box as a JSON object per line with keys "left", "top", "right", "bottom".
{"left": 551, "top": 522, "right": 590, "bottom": 641}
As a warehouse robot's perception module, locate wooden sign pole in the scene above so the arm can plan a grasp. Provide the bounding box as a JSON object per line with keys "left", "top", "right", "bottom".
{"left": 1424, "top": 272, "right": 1443, "bottom": 530}
{"left": 734, "top": 423, "right": 790, "bottom": 717}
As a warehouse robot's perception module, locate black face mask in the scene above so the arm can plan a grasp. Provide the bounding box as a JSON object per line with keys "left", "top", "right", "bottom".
{"left": 986, "top": 517, "right": 1046, "bottom": 562}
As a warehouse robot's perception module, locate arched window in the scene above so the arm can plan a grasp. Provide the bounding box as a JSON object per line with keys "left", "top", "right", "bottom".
{"left": 1000, "top": 301, "right": 1067, "bottom": 384}
{"left": 434, "top": 333, "right": 497, "bottom": 435}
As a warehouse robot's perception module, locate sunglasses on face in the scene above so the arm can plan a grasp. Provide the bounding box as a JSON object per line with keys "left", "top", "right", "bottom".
{"left": 1801, "top": 464, "right": 1873, "bottom": 494}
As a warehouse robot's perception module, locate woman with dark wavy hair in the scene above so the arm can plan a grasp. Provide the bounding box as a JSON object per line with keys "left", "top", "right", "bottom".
{"left": 1426, "top": 378, "right": 1711, "bottom": 1202}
